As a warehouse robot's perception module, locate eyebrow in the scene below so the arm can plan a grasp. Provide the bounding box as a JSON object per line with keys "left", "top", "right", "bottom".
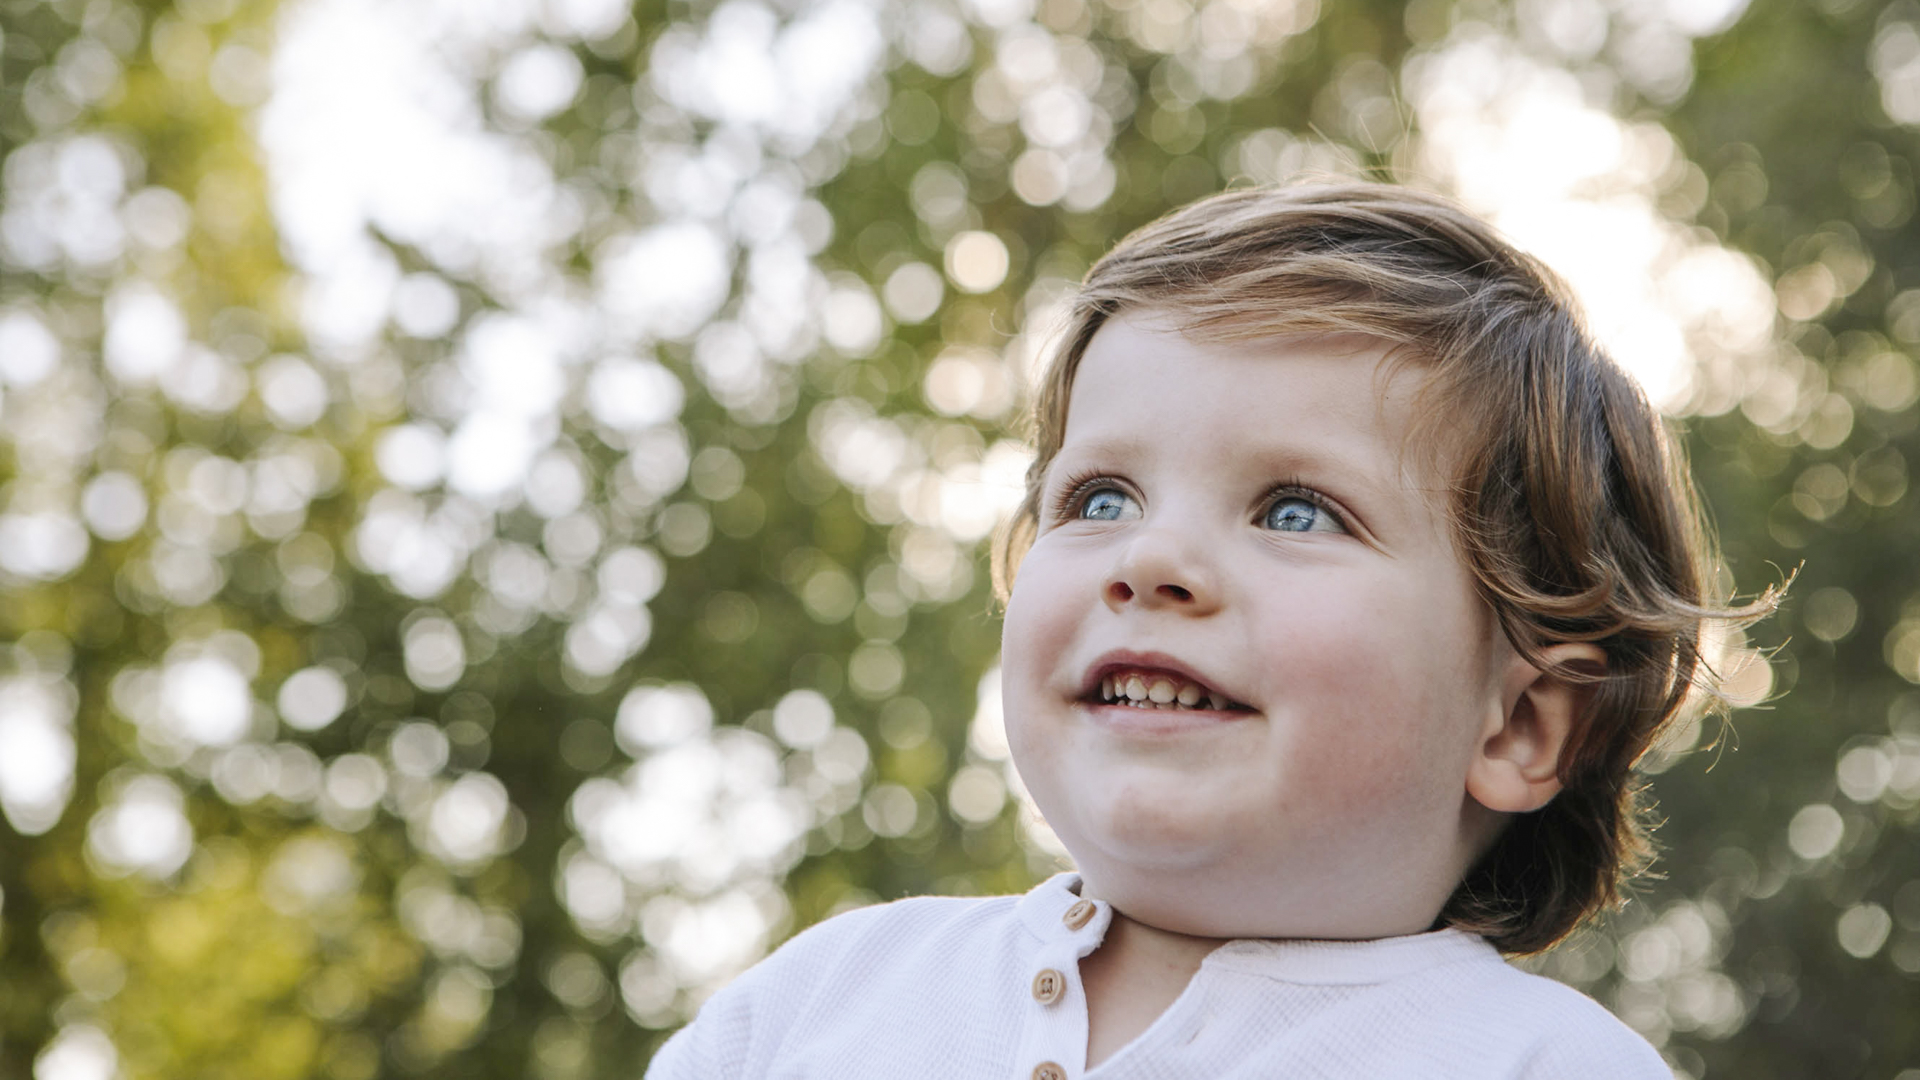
{"left": 1055, "top": 435, "right": 1397, "bottom": 491}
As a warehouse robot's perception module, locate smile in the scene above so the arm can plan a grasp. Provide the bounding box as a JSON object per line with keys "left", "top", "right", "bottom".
{"left": 1094, "top": 668, "right": 1250, "bottom": 713}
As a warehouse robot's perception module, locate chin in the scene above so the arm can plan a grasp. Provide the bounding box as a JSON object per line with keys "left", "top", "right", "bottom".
{"left": 1083, "top": 813, "right": 1226, "bottom": 869}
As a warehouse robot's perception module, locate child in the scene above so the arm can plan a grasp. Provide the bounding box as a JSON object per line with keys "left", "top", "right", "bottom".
{"left": 646, "top": 182, "right": 1772, "bottom": 1078}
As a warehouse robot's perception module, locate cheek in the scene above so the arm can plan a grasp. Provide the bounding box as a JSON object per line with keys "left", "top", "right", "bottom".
{"left": 998, "top": 590, "right": 1053, "bottom": 706}
{"left": 998, "top": 563, "right": 1075, "bottom": 755}
{"left": 1249, "top": 575, "right": 1490, "bottom": 763}
{"left": 1000, "top": 548, "right": 1087, "bottom": 662}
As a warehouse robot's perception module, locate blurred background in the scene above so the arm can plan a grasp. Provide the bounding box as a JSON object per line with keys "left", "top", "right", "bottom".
{"left": 0, "top": 0, "right": 1914, "bottom": 1076}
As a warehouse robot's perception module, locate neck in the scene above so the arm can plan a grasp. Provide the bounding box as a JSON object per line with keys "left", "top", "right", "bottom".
{"left": 1098, "top": 906, "right": 1223, "bottom": 972}
{"left": 1079, "top": 903, "right": 1222, "bottom": 1069}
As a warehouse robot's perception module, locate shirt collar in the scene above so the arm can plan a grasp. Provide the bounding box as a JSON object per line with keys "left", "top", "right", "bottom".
{"left": 1016, "top": 871, "right": 1498, "bottom": 984}
{"left": 1016, "top": 871, "right": 1114, "bottom": 951}
{"left": 1204, "top": 927, "right": 1497, "bottom": 985}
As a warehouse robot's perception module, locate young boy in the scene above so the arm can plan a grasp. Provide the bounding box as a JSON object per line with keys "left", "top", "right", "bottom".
{"left": 647, "top": 182, "right": 1769, "bottom": 1078}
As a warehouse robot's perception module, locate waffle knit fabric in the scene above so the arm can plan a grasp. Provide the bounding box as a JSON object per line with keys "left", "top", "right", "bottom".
{"left": 646, "top": 872, "right": 1670, "bottom": 1079}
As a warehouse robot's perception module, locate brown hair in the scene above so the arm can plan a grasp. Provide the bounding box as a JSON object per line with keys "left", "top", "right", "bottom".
{"left": 994, "top": 182, "right": 1778, "bottom": 955}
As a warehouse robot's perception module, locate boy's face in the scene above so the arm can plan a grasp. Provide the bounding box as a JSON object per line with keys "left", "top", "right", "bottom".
{"left": 1000, "top": 311, "right": 1518, "bottom": 940}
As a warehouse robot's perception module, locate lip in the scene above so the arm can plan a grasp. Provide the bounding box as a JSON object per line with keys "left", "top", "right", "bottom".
{"left": 1076, "top": 649, "right": 1248, "bottom": 710}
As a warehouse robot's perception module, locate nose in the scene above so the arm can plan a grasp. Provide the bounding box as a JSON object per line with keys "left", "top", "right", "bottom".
{"left": 1103, "top": 522, "right": 1221, "bottom": 615}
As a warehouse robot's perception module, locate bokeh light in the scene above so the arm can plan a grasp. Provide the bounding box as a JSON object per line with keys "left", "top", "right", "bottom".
{"left": 3, "top": 0, "right": 1917, "bottom": 1075}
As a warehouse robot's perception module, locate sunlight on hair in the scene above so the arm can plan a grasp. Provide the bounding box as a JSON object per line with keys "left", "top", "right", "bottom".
{"left": 1645, "top": 623, "right": 1772, "bottom": 774}
{"left": 1405, "top": 30, "right": 1774, "bottom": 414}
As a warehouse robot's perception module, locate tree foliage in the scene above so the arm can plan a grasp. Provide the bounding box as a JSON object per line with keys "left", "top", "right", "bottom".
{"left": 0, "top": 0, "right": 1915, "bottom": 1077}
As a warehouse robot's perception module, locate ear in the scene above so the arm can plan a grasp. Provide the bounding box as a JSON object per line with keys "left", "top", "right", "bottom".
{"left": 1466, "top": 643, "right": 1606, "bottom": 814}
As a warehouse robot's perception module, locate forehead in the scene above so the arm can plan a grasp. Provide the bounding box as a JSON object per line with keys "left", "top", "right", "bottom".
{"left": 1060, "top": 312, "right": 1446, "bottom": 489}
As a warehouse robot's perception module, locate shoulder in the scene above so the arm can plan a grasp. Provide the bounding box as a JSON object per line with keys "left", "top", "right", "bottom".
{"left": 1448, "top": 955, "right": 1670, "bottom": 1078}
{"left": 803, "top": 889, "right": 1022, "bottom": 940}
{"left": 762, "top": 890, "right": 1026, "bottom": 973}
{"left": 714, "top": 889, "right": 1023, "bottom": 1006}
{"left": 1204, "top": 928, "right": 1669, "bottom": 1079}
{"left": 645, "top": 890, "right": 1027, "bottom": 1078}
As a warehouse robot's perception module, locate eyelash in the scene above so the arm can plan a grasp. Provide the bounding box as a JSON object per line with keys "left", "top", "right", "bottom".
{"left": 1259, "top": 479, "right": 1349, "bottom": 533}
{"left": 1048, "top": 467, "right": 1117, "bottom": 522}
{"left": 1048, "top": 470, "right": 1349, "bottom": 531}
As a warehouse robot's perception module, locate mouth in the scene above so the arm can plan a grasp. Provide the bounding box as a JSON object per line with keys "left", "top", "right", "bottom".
{"left": 1080, "top": 653, "right": 1253, "bottom": 714}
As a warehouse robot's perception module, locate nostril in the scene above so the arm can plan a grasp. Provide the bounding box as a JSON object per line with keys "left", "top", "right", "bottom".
{"left": 1108, "top": 582, "right": 1134, "bottom": 601}
{"left": 1160, "top": 584, "right": 1193, "bottom": 601}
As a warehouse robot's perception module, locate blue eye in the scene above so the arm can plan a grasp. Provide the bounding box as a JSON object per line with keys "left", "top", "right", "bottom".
{"left": 1080, "top": 488, "right": 1140, "bottom": 521}
{"left": 1264, "top": 496, "right": 1342, "bottom": 533}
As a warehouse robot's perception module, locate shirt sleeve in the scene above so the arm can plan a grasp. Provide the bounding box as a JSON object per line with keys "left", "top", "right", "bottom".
{"left": 642, "top": 1023, "right": 705, "bottom": 1080}
{"left": 642, "top": 975, "right": 757, "bottom": 1080}
{"left": 1512, "top": 1001, "right": 1673, "bottom": 1080}
{"left": 640, "top": 900, "right": 907, "bottom": 1079}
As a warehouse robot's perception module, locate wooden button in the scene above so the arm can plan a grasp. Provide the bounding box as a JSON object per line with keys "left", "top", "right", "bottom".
{"left": 1031, "top": 967, "right": 1066, "bottom": 1005}
{"left": 1032, "top": 1063, "right": 1067, "bottom": 1080}
{"left": 1062, "top": 899, "right": 1095, "bottom": 931}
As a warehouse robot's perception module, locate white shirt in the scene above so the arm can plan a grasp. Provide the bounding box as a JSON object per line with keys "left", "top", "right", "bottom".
{"left": 647, "top": 873, "right": 1671, "bottom": 1079}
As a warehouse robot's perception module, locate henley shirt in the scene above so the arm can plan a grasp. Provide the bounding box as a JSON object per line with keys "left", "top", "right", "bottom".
{"left": 646, "top": 872, "right": 1671, "bottom": 1079}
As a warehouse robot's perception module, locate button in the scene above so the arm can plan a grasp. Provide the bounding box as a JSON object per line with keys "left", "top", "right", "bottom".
{"left": 1062, "top": 899, "right": 1095, "bottom": 931}
{"left": 1031, "top": 968, "right": 1066, "bottom": 1005}
{"left": 1032, "top": 1063, "right": 1067, "bottom": 1080}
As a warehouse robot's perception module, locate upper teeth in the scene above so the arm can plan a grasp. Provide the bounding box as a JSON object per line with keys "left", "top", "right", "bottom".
{"left": 1100, "top": 672, "right": 1229, "bottom": 711}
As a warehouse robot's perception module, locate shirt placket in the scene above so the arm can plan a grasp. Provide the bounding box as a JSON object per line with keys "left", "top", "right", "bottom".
{"left": 1013, "top": 896, "right": 1107, "bottom": 1080}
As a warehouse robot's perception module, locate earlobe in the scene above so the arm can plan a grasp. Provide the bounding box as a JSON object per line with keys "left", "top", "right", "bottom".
{"left": 1467, "top": 643, "right": 1606, "bottom": 814}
